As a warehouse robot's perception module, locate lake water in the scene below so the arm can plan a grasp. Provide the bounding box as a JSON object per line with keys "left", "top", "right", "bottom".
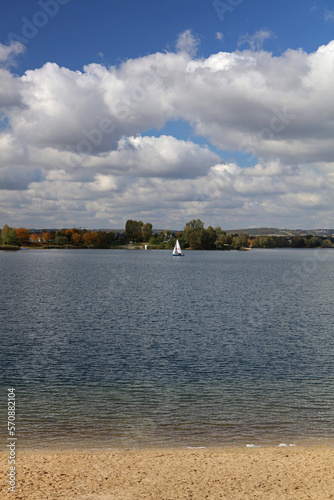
{"left": 1, "top": 248, "right": 334, "bottom": 449}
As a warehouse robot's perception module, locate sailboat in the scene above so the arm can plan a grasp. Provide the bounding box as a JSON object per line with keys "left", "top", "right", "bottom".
{"left": 172, "top": 239, "right": 184, "bottom": 257}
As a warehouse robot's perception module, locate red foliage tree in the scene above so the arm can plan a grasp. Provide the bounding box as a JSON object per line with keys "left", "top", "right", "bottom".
{"left": 16, "top": 227, "right": 30, "bottom": 242}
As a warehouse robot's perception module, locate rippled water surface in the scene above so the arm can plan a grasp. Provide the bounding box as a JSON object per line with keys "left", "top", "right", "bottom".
{"left": 1, "top": 248, "right": 334, "bottom": 448}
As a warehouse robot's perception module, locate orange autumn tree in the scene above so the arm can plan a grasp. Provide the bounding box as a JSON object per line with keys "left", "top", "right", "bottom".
{"left": 71, "top": 232, "right": 82, "bottom": 245}
{"left": 16, "top": 227, "right": 30, "bottom": 242}
{"left": 82, "top": 231, "right": 100, "bottom": 247}
{"left": 30, "top": 233, "right": 40, "bottom": 243}
{"left": 42, "top": 231, "right": 52, "bottom": 243}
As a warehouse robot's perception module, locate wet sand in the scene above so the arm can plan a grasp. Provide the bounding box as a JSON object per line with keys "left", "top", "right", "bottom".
{"left": 1, "top": 446, "right": 334, "bottom": 499}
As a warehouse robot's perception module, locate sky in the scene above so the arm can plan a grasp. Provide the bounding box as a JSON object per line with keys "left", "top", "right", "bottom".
{"left": 1, "top": 0, "right": 334, "bottom": 230}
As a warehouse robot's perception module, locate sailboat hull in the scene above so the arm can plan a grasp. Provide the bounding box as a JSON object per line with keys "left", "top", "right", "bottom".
{"left": 172, "top": 253, "right": 184, "bottom": 256}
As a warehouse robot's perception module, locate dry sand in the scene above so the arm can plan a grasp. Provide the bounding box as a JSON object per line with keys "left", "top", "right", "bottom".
{"left": 1, "top": 446, "right": 334, "bottom": 499}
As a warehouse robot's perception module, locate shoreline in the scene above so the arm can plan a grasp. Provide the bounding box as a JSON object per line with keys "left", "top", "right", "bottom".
{"left": 2, "top": 438, "right": 334, "bottom": 452}
{"left": 3, "top": 433, "right": 334, "bottom": 453}
{"left": 5, "top": 245, "right": 334, "bottom": 251}
{"left": 1, "top": 446, "right": 333, "bottom": 499}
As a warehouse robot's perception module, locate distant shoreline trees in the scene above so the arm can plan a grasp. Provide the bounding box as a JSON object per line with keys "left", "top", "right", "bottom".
{"left": 0, "top": 225, "right": 19, "bottom": 246}
{"left": 1, "top": 221, "right": 333, "bottom": 250}
{"left": 0, "top": 225, "right": 115, "bottom": 249}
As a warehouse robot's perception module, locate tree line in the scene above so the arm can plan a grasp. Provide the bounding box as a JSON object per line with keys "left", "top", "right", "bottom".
{"left": 174, "top": 219, "right": 250, "bottom": 250}
{"left": 1, "top": 221, "right": 334, "bottom": 250}
{"left": 252, "top": 235, "right": 334, "bottom": 248}
{"left": 0, "top": 225, "right": 116, "bottom": 249}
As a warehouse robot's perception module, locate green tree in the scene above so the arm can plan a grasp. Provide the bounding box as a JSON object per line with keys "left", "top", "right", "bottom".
{"left": 215, "top": 233, "right": 228, "bottom": 249}
{"left": 142, "top": 223, "right": 152, "bottom": 242}
{"left": 252, "top": 237, "right": 262, "bottom": 248}
{"left": 291, "top": 236, "right": 305, "bottom": 248}
{"left": 205, "top": 226, "right": 217, "bottom": 249}
{"left": 253, "top": 236, "right": 280, "bottom": 248}
{"left": 182, "top": 220, "right": 204, "bottom": 248}
{"left": 185, "top": 219, "right": 204, "bottom": 229}
{"left": 149, "top": 233, "right": 163, "bottom": 245}
{"left": 1, "top": 225, "right": 19, "bottom": 246}
{"left": 188, "top": 228, "right": 205, "bottom": 249}
{"left": 93, "top": 231, "right": 115, "bottom": 248}
{"left": 232, "top": 234, "right": 249, "bottom": 250}
{"left": 272, "top": 236, "right": 289, "bottom": 247}
{"left": 307, "top": 236, "right": 322, "bottom": 248}
{"left": 105, "top": 230, "right": 116, "bottom": 246}
{"left": 55, "top": 229, "right": 72, "bottom": 244}
{"left": 185, "top": 227, "right": 215, "bottom": 249}
{"left": 125, "top": 220, "right": 144, "bottom": 242}
{"left": 165, "top": 238, "right": 176, "bottom": 249}
{"left": 54, "top": 234, "right": 68, "bottom": 246}
{"left": 322, "top": 239, "right": 333, "bottom": 248}
{"left": 225, "top": 233, "right": 233, "bottom": 246}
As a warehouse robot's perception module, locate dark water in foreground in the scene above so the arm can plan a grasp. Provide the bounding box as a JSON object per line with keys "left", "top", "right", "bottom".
{"left": 1, "top": 248, "right": 334, "bottom": 449}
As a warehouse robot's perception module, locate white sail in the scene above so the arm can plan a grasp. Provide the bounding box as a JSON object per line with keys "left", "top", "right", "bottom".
{"left": 172, "top": 239, "right": 183, "bottom": 256}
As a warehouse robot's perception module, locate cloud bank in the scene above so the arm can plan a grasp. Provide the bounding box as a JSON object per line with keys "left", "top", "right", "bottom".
{"left": 1, "top": 36, "right": 334, "bottom": 229}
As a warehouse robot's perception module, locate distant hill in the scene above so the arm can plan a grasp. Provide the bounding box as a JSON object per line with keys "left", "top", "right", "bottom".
{"left": 27, "top": 227, "right": 334, "bottom": 237}
{"left": 230, "top": 227, "right": 282, "bottom": 236}
{"left": 230, "top": 228, "right": 334, "bottom": 237}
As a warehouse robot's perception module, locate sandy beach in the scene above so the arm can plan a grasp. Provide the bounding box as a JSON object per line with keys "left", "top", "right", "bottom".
{"left": 1, "top": 446, "right": 334, "bottom": 499}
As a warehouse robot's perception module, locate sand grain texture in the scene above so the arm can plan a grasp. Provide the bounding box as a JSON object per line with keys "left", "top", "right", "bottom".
{"left": 1, "top": 447, "right": 334, "bottom": 499}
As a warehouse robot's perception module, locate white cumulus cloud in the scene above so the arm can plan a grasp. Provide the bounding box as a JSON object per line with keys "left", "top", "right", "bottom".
{"left": 0, "top": 41, "right": 26, "bottom": 64}
{"left": 238, "top": 29, "right": 274, "bottom": 51}
{"left": 1, "top": 36, "right": 334, "bottom": 229}
{"left": 176, "top": 29, "right": 200, "bottom": 56}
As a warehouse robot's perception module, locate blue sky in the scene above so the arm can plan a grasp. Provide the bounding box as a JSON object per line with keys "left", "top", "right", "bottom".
{"left": 2, "top": 0, "right": 334, "bottom": 71}
{"left": 0, "top": 0, "right": 334, "bottom": 74}
{"left": 1, "top": 0, "right": 334, "bottom": 229}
